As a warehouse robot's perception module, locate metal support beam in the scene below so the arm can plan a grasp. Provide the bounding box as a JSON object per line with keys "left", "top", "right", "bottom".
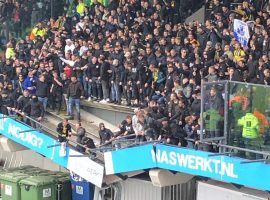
{"left": 47, "top": 143, "right": 61, "bottom": 148}
{"left": 240, "top": 159, "right": 269, "bottom": 164}
{"left": 19, "top": 129, "right": 36, "bottom": 133}
{"left": 69, "top": 154, "right": 89, "bottom": 158}
{"left": 208, "top": 152, "right": 236, "bottom": 157}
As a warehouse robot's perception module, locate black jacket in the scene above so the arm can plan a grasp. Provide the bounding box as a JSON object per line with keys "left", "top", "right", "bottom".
{"left": 23, "top": 99, "right": 44, "bottom": 118}
{"left": 36, "top": 80, "right": 49, "bottom": 98}
{"left": 99, "top": 128, "right": 113, "bottom": 144}
{"left": 67, "top": 81, "right": 84, "bottom": 99}
{"left": 100, "top": 62, "right": 111, "bottom": 81}
{"left": 119, "top": 120, "right": 134, "bottom": 135}
{"left": 17, "top": 96, "right": 30, "bottom": 111}
{"left": 111, "top": 65, "right": 124, "bottom": 83}
{"left": 76, "top": 127, "right": 86, "bottom": 144}
{"left": 85, "top": 62, "right": 101, "bottom": 78}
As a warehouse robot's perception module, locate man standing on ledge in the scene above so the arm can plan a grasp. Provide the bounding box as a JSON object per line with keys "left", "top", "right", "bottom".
{"left": 66, "top": 75, "right": 84, "bottom": 121}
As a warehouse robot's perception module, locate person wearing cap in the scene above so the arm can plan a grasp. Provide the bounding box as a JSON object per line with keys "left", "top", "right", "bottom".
{"left": 66, "top": 75, "right": 84, "bottom": 121}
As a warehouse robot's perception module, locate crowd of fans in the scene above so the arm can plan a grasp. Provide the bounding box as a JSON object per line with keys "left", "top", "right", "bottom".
{"left": 0, "top": 0, "right": 66, "bottom": 46}
{"left": 1, "top": 0, "right": 270, "bottom": 149}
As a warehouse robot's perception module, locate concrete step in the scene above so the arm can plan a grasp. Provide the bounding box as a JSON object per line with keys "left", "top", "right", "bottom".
{"left": 47, "top": 108, "right": 118, "bottom": 142}
{"left": 81, "top": 100, "right": 134, "bottom": 115}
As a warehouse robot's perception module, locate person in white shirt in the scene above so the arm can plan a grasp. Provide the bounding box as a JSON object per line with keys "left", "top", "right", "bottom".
{"left": 64, "top": 39, "right": 75, "bottom": 54}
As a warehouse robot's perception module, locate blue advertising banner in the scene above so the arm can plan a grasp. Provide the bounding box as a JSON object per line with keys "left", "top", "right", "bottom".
{"left": 154, "top": 144, "right": 270, "bottom": 191}
{"left": 0, "top": 114, "right": 69, "bottom": 166}
{"left": 104, "top": 144, "right": 156, "bottom": 175}
{"left": 0, "top": 114, "right": 104, "bottom": 187}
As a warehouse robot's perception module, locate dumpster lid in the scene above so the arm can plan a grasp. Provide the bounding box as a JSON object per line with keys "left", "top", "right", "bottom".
{"left": 54, "top": 176, "right": 70, "bottom": 183}
{"left": 19, "top": 176, "right": 57, "bottom": 187}
{"left": 0, "top": 172, "right": 29, "bottom": 182}
{"left": 9, "top": 165, "right": 36, "bottom": 171}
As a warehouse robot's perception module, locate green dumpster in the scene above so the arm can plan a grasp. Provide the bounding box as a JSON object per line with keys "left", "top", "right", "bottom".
{"left": 19, "top": 176, "right": 57, "bottom": 200}
{"left": 0, "top": 172, "right": 29, "bottom": 200}
{"left": 38, "top": 172, "right": 71, "bottom": 200}
{"left": 0, "top": 168, "right": 17, "bottom": 197}
{"left": 55, "top": 176, "right": 72, "bottom": 200}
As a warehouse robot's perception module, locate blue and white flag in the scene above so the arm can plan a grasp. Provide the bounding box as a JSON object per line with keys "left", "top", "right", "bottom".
{"left": 234, "top": 19, "right": 250, "bottom": 47}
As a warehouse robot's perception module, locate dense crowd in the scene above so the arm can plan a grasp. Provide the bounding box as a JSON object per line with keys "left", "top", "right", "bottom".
{"left": 1, "top": 0, "right": 270, "bottom": 149}
{"left": 0, "top": 0, "right": 66, "bottom": 45}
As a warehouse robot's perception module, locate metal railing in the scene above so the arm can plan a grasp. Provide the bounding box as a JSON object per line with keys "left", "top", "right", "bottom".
{"left": 3, "top": 110, "right": 104, "bottom": 159}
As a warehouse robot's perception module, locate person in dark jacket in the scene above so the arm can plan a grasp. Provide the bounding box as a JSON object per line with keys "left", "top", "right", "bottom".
{"left": 17, "top": 90, "right": 30, "bottom": 112}
{"left": 0, "top": 95, "right": 9, "bottom": 116}
{"left": 66, "top": 75, "right": 84, "bottom": 121}
{"left": 16, "top": 89, "right": 31, "bottom": 124}
{"left": 85, "top": 56, "right": 102, "bottom": 101}
{"left": 50, "top": 71, "right": 63, "bottom": 115}
{"left": 75, "top": 122, "right": 86, "bottom": 153}
{"left": 99, "top": 122, "right": 114, "bottom": 145}
{"left": 190, "top": 92, "right": 201, "bottom": 117}
{"left": 3, "top": 83, "right": 18, "bottom": 112}
{"left": 22, "top": 95, "right": 44, "bottom": 129}
{"left": 115, "top": 115, "right": 135, "bottom": 137}
{"left": 100, "top": 57, "right": 111, "bottom": 103}
{"left": 165, "top": 64, "right": 177, "bottom": 95}
{"left": 36, "top": 74, "right": 49, "bottom": 112}
{"left": 110, "top": 59, "right": 124, "bottom": 104}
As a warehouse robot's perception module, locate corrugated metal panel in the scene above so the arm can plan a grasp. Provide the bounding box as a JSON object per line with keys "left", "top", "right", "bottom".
{"left": 120, "top": 179, "right": 162, "bottom": 200}
{"left": 118, "top": 178, "right": 197, "bottom": 200}
{"left": 161, "top": 178, "right": 197, "bottom": 200}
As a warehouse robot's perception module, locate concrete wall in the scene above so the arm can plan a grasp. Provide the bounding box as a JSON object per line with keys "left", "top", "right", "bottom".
{"left": 82, "top": 106, "right": 131, "bottom": 126}
{"left": 0, "top": 145, "right": 67, "bottom": 172}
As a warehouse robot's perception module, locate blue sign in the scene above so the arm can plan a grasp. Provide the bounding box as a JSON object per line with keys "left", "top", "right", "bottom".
{"left": 104, "top": 144, "right": 156, "bottom": 174}
{"left": 0, "top": 114, "right": 69, "bottom": 167}
{"left": 154, "top": 144, "right": 270, "bottom": 191}
{"left": 234, "top": 19, "right": 250, "bottom": 47}
{"left": 0, "top": 114, "right": 104, "bottom": 187}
